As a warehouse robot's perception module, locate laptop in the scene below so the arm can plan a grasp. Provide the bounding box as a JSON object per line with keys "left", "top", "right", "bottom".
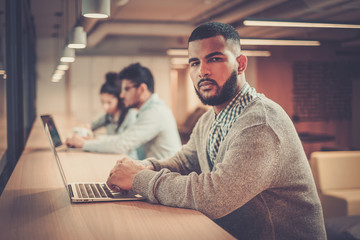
{"left": 43, "top": 123, "right": 145, "bottom": 203}
{"left": 40, "top": 114, "right": 83, "bottom": 152}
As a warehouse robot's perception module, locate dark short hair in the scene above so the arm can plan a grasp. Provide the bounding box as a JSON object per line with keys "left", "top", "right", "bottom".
{"left": 188, "top": 22, "right": 240, "bottom": 46}
{"left": 118, "top": 63, "right": 154, "bottom": 93}
{"left": 100, "top": 72, "right": 120, "bottom": 97}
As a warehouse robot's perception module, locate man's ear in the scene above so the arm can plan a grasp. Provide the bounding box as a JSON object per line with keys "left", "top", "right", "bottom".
{"left": 236, "top": 54, "right": 247, "bottom": 74}
{"left": 138, "top": 83, "right": 148, "bottom": 93}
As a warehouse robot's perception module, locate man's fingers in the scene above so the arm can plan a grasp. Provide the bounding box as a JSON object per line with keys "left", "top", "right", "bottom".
{"left": 146, "top": 164, "right": 154, "bottom": 170}
{"left": 116, "top": 156, "right": 127, "bottom": 164}
{"left": 111, "top": 185, "right": 121, "bottom": 192}
{"left": 106, "top": 177, "right": 120, "bottom": 192}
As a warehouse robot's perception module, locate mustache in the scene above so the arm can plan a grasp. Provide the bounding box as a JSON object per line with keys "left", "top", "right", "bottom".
{"left": 198, "top": 78, "right": 217, "bottom": 88}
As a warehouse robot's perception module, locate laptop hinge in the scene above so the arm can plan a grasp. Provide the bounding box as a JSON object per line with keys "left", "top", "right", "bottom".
{"left": 68, "top": 185, "right": 74, "bottom": 198}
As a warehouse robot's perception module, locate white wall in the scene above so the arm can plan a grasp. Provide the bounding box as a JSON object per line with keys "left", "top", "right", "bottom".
{"left": 36, "top": 38, "right": 68, "bottom": 116}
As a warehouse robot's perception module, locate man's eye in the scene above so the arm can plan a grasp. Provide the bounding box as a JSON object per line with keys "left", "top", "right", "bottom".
{"left": 190, "top": 62, "right": 199, "bottom": 67}
{"left": 209, "top": 57, "right": 221, "bottom": 62}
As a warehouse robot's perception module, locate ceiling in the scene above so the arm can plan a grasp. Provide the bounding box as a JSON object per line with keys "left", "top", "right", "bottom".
{"left": 30, "top": 0, "right": 360, "bottom": 55}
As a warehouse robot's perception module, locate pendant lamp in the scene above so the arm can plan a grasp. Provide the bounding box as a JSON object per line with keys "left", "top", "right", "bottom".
{"left": 57, "top": 61, "right": 69, "bottom": 71}
{"left": 82, "top": 0, "right": 110, "bottom": 18}
{"left": 68, "top": 26, "right": 87, "bottom": 49}
{"left": 60, "top": 47, "right": 75, "bottom": 63}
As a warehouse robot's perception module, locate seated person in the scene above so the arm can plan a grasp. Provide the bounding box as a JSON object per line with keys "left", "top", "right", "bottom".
{"left": 106, "top": 22, "right": 327, "bottom": 239}
{"left": 66, "top": 63, "right": 181, "bottom": 160}
{"left": 91, "top": 72, "right": 137, "bottom": 136}
{"left": 67, "top": 72, "right": 139, "bottom": 159}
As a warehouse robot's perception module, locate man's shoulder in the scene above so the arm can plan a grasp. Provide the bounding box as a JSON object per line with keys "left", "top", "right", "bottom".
{"left": 234, "top": 94, "right": 279, "bottom": 120}
{"left": 141, "top": 94, "right": 167, "bottom": 112}
{"left": 236, "top": 94, "right": 291, "bottom": 129}
{"left": 139, "top": 94, "right": 176, "bottom": 121}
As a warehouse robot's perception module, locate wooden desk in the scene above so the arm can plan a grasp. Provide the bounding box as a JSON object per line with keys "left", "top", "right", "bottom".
{"left": 0, "top": 116, "right": 235, "bottom": 239}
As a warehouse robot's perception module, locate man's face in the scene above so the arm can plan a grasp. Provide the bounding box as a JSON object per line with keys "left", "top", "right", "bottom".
{"left": 119, "top": 79, "right": 141, "bottom": 108}
{"left": 188, "top": 35, "right": 240, "bottom": 106}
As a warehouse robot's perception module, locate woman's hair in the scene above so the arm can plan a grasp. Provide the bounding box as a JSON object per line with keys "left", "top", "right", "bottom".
{"left": 100, "top": 72, "right": 119, "bottom": 96}
{"left": 100, "top": 72, "right": 128, "bottom": 132}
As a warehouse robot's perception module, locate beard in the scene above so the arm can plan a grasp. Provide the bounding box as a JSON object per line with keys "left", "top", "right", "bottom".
{"left": 194, "top": 70, "right": 238, "bottom": 106}
{"left": 127, "top": 100, "right": 141, "bottom": 109}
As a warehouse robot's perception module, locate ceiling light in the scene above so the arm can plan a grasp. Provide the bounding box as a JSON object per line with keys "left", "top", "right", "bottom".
{"left": 240, "top": 39, "right": 320, "bottom": 46}
{"left": 171, "top": 58, "right": 189, "bottom": 65}
{"left": 51, "top": 73, "right": 63, "bottom": 82}
{"left": 55, "top": 70, "right": 65, "bottom": 75}
{"left": 51, "top": 78, "right": 61, "bottom": 83}
{"left": 166, "top": 49, "right": 188, "bottom": 56}
{"left": 60, "top": 47, "right": 75, "bottom": 63}
{"left": 242, "top": 50, "right": 271, "bottom": 57}
{"left": 243, "top": 19, "right": 360, "bottom": 29}
{"left": 67, "top": 26, "right": 87, "bottom": 49}
{"left": 82, "top": 0, "right": 110, "bottom": 18}
{"left": 57, "top": 62, "right": 69, "bottom": 71}
{"left": 0, "top": 63, "right": 6, "bottom": 79}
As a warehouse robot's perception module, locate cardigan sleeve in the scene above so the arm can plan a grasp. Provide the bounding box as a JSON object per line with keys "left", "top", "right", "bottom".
{"left": 133, "top": 123, "right": 280, "bottom": 219}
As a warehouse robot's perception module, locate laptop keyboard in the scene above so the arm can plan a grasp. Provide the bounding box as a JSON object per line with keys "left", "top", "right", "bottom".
{"left": 75, "top": 183, "right": 114, "bottom": 199}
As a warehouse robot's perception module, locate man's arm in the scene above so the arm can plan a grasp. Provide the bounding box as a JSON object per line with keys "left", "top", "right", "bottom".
{"left": 107, "top": 156, "right": 153, "bottom": 191}
{"left": 82, "top": 107, "right": 166, "bottom": 154}
{"left": 65, "top": 134, "right": 86, "bottom": 148}
{"left": 107, "top": 129, "right": 201, "bottom": 190}
{"left": 65, "top": 114, "right": 107, "bottom": 148}
{"left": 132, "top": 124, "right": 280, "bottom": 219}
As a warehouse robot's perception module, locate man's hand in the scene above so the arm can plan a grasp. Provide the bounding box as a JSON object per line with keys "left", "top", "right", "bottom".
{"left": 65, "top": 134, "right": 86, "bottom": 148}
{"left": 106, "top": 157, "right": 152, "bottom": 192}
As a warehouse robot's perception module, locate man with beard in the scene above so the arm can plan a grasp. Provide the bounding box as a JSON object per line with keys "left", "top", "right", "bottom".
{"left": 107, "top": 22, "right": 326, "bottom": 239}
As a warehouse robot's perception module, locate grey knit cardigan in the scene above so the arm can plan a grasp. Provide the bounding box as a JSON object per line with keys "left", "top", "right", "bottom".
{"left": 134, "top": 94, "right": 327, "bottom": 240}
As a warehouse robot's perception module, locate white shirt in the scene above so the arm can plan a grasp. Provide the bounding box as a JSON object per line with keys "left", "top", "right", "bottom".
{"left": 83, "top": 94, "right": 181, "bottom": 159}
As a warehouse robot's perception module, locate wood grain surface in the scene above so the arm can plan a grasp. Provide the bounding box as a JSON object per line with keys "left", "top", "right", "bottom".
{"left": 0, "top": 115, "right": 235, "bottom": 240}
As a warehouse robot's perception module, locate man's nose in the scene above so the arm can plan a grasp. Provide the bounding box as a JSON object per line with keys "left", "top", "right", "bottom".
{"left": 199, "top": 62, "right": 210, "bottom": 78}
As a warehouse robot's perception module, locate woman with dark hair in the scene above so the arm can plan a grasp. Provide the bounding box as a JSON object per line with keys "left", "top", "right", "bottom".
{"left": 91, "top": 72, "right": 134, "bottom": 134}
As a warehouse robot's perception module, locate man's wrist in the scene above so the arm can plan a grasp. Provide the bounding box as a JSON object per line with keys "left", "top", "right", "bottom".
{"left": 133, "top": 168, "right": 158, "bottom": 201}
{"left": 146, "top": 164, "right": 154, "bottom": 171}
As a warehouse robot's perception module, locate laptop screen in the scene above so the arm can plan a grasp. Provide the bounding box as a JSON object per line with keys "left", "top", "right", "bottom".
{"left": 44, "top": 123, "right": 70, "bottom": 198}
{"left": 40, "top": 115, "right": 62, "bottom": 147}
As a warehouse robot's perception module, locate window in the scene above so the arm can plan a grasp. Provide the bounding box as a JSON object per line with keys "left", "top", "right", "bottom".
{"left": 0, "top": 0, "right": 7, "bottom": 171}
